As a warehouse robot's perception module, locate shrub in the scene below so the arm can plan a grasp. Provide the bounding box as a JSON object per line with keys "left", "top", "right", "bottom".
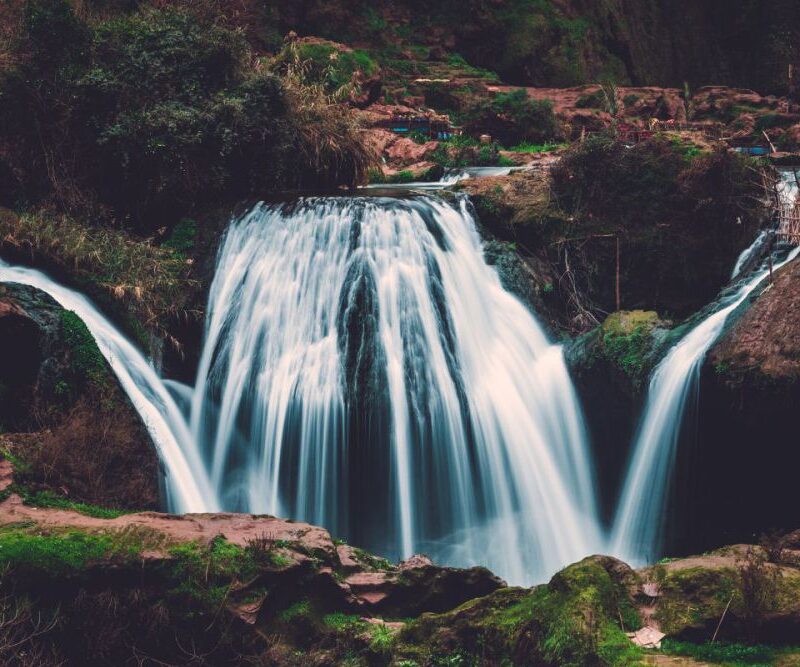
{"left": 0, "top": 2, "right": 373, "bottom": 230}
{"left": 576, "top": 89, "right": 606, "bottom": 109}
{"left": 736, "top": 547, "right": 779, "bottom": 639}
{"left": 463, "top": 90, "right": 561, "bottom": 146}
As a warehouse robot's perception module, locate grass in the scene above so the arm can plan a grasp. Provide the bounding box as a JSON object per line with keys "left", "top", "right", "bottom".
{"left": 0, "top": 524, "right": 164, "bottom": 575}
{"left": 12, "top": 487, "right": 130, "bottom": 519}
{"left": 0, "top": 208, "right": 196, "bottom": 338}
{"left": 661, "top": 639, "right": 799, "bottom": 666}
{"left": 279, "top": 600, "right": 311, "bottom": 622}
{"left": 369, "top": 623, "right": 395, "bottom": 652}
{"left": 507, "top": 142, "right": 566, "bottom": 153}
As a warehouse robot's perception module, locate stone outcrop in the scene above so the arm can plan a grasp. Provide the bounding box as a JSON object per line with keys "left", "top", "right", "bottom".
{"left": 0, "top": 283, "right": 160, "bottom": 510}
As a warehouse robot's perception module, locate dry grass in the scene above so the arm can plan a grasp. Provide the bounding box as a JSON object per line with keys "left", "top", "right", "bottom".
{"left": 280, "top": 48, "right": 378, "bottom": 187}
{"left": 0, "top": 208, "right": 199, "bottom": 340}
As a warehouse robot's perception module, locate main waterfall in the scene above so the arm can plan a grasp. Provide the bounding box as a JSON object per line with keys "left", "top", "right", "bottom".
{"left": 0, "top": 194, "right": 604, "bottom": 585}
{"left": 187, "top": 195, "right": 601, "bottom": 583}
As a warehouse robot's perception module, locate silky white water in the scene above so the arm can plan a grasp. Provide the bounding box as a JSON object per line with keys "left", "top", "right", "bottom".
{"left": 610, "top": 171, "right": 800, "bottom": 564}
{"left": 188, "top": 195, "right": 602, "bottom": 583}
{"left": 0, "top": 260, "right": 215, "bottom": 513}
{"left": 0, "top": 195, "right": 603, "bottom": 584}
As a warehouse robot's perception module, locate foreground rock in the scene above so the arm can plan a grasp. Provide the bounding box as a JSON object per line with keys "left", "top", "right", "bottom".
{"left": 1, "top": 476, "right": 799, "bottom": 666}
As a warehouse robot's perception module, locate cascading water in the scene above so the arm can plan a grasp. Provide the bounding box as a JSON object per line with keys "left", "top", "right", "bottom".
{"left": 610, "top": 171, "right": 800, "bottom": 565}
{"left": 0, "top": 261, "right": 215, "bottom": 514}
{"left": 188, "top": 195, "right": 602, "bottom": 583}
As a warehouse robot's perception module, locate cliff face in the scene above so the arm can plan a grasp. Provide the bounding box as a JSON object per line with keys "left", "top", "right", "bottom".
{"left": 269, "top": 0, "right": 800, "bottom": 94}
{"left": 678, "top": 255, "right": 800, "bottom": 552}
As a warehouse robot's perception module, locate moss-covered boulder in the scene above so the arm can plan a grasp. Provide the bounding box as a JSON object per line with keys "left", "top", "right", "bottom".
{"left": 643, "top": 545, "right": 800, "bottom": 644}
{"left": 395, "top": 556, "right": 643, "bottom": 666}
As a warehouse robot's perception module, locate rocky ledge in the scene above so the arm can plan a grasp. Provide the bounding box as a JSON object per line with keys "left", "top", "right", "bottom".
{"left": 1, "top": 448, "right": 799, "bottom": 667}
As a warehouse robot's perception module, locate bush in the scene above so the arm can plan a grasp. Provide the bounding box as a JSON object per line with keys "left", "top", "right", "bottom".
{"left": 463, "top": 90, "right": 561, "bottom": 146}
{"left": 0, "top": 2, "right": 372, "bottom": 230}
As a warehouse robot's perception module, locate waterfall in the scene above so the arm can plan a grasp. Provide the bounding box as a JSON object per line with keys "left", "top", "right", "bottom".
{"left": 0, "top": 261, "right": 216, "bottom": 514}
{"left": 188, "top": 195, "right": 602, "bottom": 583}
{"left": 610, "top": 172, "right": 800, "bottom": 565}
{"left": 0, "top": 195, "right": 603, "bottom": 584}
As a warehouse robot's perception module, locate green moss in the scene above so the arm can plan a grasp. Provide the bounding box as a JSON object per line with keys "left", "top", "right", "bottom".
{"left": 600, "top": 310, "right": 661, "bottom": 384}
{"left": 661, "top": 639, "right": 797, "bottom": 666}
{"left": 654, "top": 565, "right": 738, "bottom": 634}
{"left": 352, "top": 547, "right": 392, "bottom": 571}
{"left": 279, "top": 599, "right": 312, "bottom": 622}
{"left": 13, "top": 487, "right": 130, "bottom": 519}
{"left": 0, "top": 525, "right": 135, "bottom": 575}
{"left": 59, "top": 310, "right": 108, "bottom": 387}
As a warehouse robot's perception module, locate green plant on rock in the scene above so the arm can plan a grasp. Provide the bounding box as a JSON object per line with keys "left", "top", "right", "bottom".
{"left": 60, "top": 310, "right": 107, "bottom": 388}
{"left": 600, "top": 311, "right": 661, "bottom": 385}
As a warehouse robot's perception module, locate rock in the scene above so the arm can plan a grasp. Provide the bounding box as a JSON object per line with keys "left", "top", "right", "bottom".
{"left": 628, "top": 626, "right": 665, "bottom": 648}
{"left": 639, "top": 545, "right": 800, "bottom": 643}
{"left": 687, "top": 257, "right": 800, "bottom": 550}
{"left": 0, "top": 283, "right": 160, "bottom": 510}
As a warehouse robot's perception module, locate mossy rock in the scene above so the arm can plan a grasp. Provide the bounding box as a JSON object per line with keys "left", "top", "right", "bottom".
{"left": 599, "top": 310, "right": 666, "bottom": 387}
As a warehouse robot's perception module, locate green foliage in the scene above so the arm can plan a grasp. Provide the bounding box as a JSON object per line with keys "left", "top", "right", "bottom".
{"left": 508, "top": 141, "right": 565, "bottom": 152}
{"left": 576, "top": 89, "right": 606, "bottom": 109}
{"left": 323, "top": 612, "right": 366, "bottom": 631}
{"left": 290, "top": 42, "right": 377, "bottom": 94}
{"left": 279, "top": 600, "right": 312, "bottom": 622}
{"left": 13, "top": 487, "right": 128, "bottom": 519}
{"left": 162, "top": 217, "right": 197, "bottom": 256}
{"left": 661, "top": 639, "right": 788, "bottom": 666}
{"left": 448, "top": 89, "right": 560, "bottom": 146}
{"left": 0, "top": 526, "right": 124, "bottom": 575}
{"left": 60, "top": 310, "right": 107, "bottom": 387}
{"left": 551, "top": 134, "right": 687, "bottom": 221}
{"left": 601, "top": 311, "right": 661, "bottom": 384}
{"left": 369, "top": 623, "right": 395, "bottom": 652}
{"left": 754, "top": 113, "right": 796, "bottom": 132}
{"left": 0, "top": 2, "right": 371, "bottom": 229}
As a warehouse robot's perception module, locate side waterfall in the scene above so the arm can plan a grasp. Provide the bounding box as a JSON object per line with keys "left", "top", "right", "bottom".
{"left": 0, "top": 261, "right": 215, "bottom": 513}
{"left": 188, "top": 195, "right": 602, "bottom": 583}
{"left": 610, "top": 172, "right": 800, "bottom": 564}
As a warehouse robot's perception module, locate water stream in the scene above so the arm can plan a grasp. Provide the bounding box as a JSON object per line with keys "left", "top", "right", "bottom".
{"left": 187, "top": 195, "right": 602, "bottom": 582}
{"left": 610, "top": 171, "right": 800, "bottom": 564}
{"left": 0, "top": 261, "right": 215, "bottom": 514}
{"left": 0, "top": 194, "right": 603, "bottom": 584}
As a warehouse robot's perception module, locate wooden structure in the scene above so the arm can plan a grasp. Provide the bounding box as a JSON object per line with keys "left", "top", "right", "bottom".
{"left": 777, "top": 200, "right": 800, "bottom": 243}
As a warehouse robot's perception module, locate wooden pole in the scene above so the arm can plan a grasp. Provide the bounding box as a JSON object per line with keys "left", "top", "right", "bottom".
{"left": 768, "top": 233, "right": 774, "bottom": 284}
{"left": 615, "top": 235, "right": 621, "bottom": 311}
{"left": 711, "top": 595, "right": 734, "bottom": 643}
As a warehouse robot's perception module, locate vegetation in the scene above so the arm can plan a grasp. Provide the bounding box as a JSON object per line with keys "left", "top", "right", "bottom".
{"left": 661, "top": 639, "right": 797, "bottom": 666}
{"left": 0, "top": 208, "right": 194, "bottom": 338}
{"left": 600, "top": 311, "right": 662, "bottom": 385}
{"left": 0, "top": 1, "right": 373, "bottom": 232}
{"left": 272, "top": 40, "right": 378, "bottom": 96}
